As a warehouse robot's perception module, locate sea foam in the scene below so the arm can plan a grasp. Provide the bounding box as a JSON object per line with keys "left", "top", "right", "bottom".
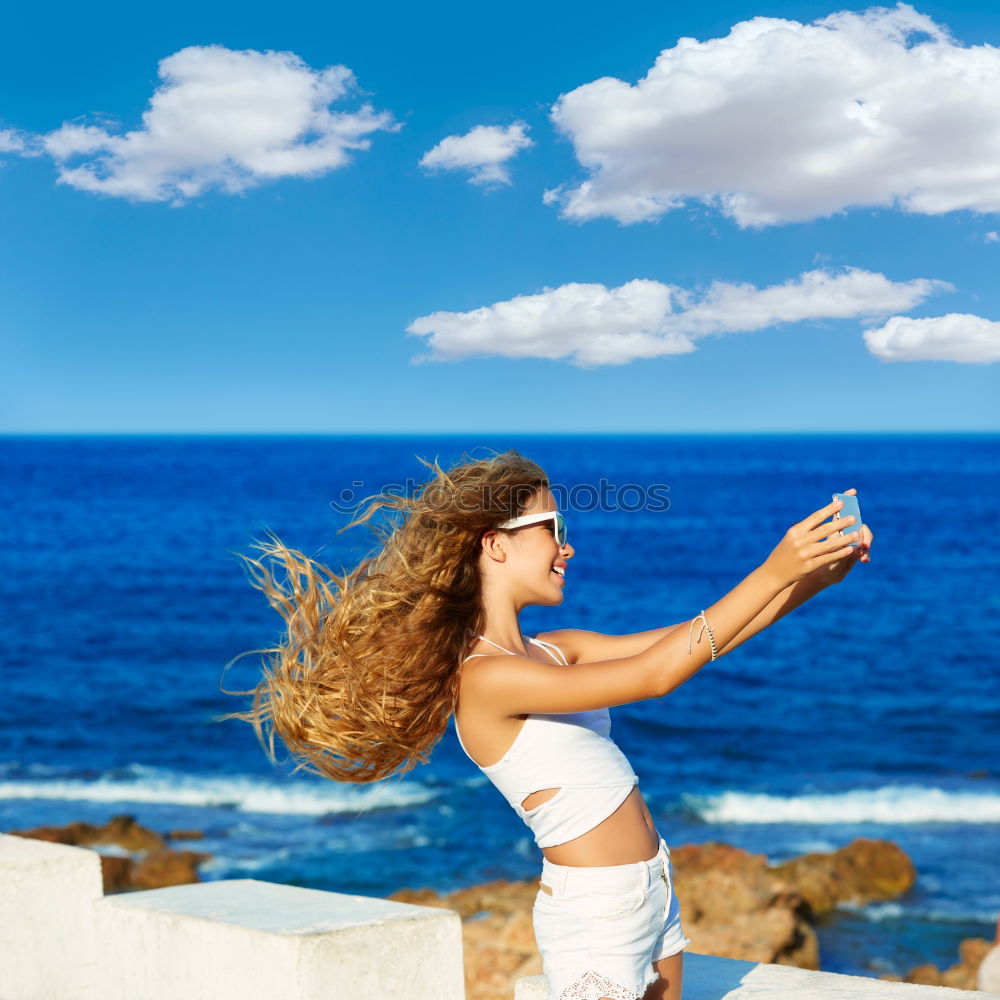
{"left": 0, "top": 764, "right": 436, "bottom": 816}
{"left": 688, "top": 785, "right": 1000, "bottom": 824}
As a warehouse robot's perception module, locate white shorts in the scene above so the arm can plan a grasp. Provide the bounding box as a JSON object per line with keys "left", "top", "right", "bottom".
{"left": 532, "top": 836, "right": 690, "bottom": 1000}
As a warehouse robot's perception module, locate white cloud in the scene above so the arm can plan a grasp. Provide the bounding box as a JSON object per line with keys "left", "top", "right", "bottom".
{"left": 985, "top": 232, "right": 999, "bottom": 243}
{"left": 407, "top": 267, "right": 949, "bottom": 367}
{"left": 43, "top": 45, "right": 395, "bottom": 202}
{"left": 0, "top": 129, "right": 24, "bottom": 153}
{"left": 671, "top": 268, "right": 948, "bottom": 337}
{"left": 419, "top": 123, "right": 532, "bottom": 186}
{"left": 410, "top": 280, "right": 690, "bottom": 366}
{"left": 547, "top": 4, "right": 1000, "bottom": 227}
{"left": 0, "top": 128, "right": 39, "bottom": 157}
{"left": 864, "top": 314, "right": 1000, "bottom": 362}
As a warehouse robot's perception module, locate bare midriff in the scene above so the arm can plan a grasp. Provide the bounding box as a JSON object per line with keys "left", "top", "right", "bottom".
{"left": 539, "top": 786, "right": 659, "bottom": 867}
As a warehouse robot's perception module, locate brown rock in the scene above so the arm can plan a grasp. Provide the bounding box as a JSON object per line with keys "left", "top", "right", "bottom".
{"left": 497, "top": 910, "right": 537, "bottom": 955}
{"left": 777, "top": 918, "right": 820, "bottom": 970}
{"left": 449, "top": 880, "right": 540, "bottom": 918}
{"left": 959, "top": 937, "right": 992, "bottom": 968}
{"left": 388, "top": 887, "right": 452, "bottom": 910}
{"left": 906, "top": 963, "right": 943, "bottom": 986}
{"left": 99, "top": 854, "right": 134, "bottom": 893}
{"left": 102, "top": 815, "right": 165, "bottom": 852}
{"left": 897, "top": 937, "right": 993, "bottom": 993}
{"left": 770, "top": 838, "right": 915, "bottom": 916}
{"left": 940, "top": 964, "right": 977, "bottom": 991}
{"left": 671, "top": 842, "right": 769, "bottom": 875}
{"left": 9, "top": 814, "right": 165, "bottom": 853}
{"left": 513, "top": 952, "right": 543, "bottom": 980}
{"left": 684, "top": 906, "right": 819, "bottom": 969}
{"left": 167, "top": 829, "right": 205, "bottom": 841}
{"left": 461, "top": 913, "right": 507, "bottom": 948}
{"left": 8, "top": 821, "right": 103, "bottom": 846}
{"left": 129, "top": 849, "right": 212, "bottom": 891}
{"left": 670, "top": 842, "right": 816, "bottom": 967}
{"left": 673, "top": 860, "right": 779, "bottom": 924}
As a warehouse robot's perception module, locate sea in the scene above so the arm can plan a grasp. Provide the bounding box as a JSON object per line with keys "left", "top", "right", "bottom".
{"left": 1, "top": 434, "right": 997, "bottom": 980}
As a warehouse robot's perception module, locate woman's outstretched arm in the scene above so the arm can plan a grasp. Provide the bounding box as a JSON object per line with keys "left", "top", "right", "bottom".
{"left": 463, "top": 496, "right": 866, "bottom": 715}
{"left": 542, "top": 489, "right": 872, "bottom": 665}
{"left": 714, "top": 556, "right": 860, "bottom": 656}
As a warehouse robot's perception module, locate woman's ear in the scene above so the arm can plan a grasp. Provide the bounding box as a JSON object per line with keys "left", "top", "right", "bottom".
{"left": 480, "top": 529, "right": 508, "bottom": 563}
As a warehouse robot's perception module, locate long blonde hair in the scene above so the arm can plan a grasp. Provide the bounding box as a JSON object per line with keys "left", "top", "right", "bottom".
{"left": 220, "top": 450, "right": 548, "bottom": 784}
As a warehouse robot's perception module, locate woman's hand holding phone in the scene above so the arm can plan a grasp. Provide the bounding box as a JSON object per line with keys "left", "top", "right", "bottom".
{"left": 761, "top": 491, "right": 872, "bottom": 588}
{"left": 825, "top": 487, "right": 872, "bottom": 577}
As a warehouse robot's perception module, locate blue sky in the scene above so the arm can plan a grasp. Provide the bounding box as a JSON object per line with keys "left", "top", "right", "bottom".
{"left": 1, "top": 0, "right": 998, "bottom": 432}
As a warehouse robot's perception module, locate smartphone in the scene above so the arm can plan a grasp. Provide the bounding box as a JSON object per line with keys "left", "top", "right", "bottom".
{"left": 831, "top": 493, "right": 862, "bottom": 547}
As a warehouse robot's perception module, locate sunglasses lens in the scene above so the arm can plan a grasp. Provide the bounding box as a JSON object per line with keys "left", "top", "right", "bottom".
{"left": 556, "top": 513, "right": 567, "bottom": 546}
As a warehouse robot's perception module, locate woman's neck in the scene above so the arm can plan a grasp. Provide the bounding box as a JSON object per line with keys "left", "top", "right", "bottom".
{"left": 476, "top": 609, "right": 528, "bottom": 655}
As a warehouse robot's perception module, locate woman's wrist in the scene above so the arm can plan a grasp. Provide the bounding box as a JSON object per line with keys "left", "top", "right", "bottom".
{"left": 750, "top": 561, "right": 795, "bottom": 601}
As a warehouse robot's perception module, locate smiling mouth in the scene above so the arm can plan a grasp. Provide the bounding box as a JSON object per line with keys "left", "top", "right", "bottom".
{"left": 552, "top": 566, "right": 565, "bottom": 579}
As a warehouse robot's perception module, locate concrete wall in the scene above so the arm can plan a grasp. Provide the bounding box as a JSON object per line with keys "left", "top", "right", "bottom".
{"left": 2, "top": 832, "right": 998, "bottom": 1000}
{"left": 0, "top": 834, "right": 103, "bottom": 1000}
{"left": 0, "top": 833, "right": 463, "bottom": 1000}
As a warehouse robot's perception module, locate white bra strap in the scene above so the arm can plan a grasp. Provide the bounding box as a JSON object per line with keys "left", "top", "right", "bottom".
{"left": 462, "top": 633, "right": 533, "bottom": 661}
{"left": 462, "top": 633, "right": 567, "bottom": 665}
{"left": 474, "top": 633, "right": 522, "bottom": 656}
{"left": 528, "top": 636, "right": 568, "bottom": 665}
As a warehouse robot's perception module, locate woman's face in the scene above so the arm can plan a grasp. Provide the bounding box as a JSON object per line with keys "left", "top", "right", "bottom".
{"left": 504, "top": 487, "right": 575, "bottom": 607}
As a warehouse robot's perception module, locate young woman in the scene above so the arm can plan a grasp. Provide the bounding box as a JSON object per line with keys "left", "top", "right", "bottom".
{"left": 227, "top": 450, "right": 872, "bottom": 1000}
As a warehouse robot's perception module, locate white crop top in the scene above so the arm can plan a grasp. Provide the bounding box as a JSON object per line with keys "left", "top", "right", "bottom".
{"left": 455, "top": 634, "right": 639, "bottom": 849}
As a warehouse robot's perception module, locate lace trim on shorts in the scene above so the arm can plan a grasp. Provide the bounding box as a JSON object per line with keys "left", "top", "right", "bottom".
{"left": 557, "top": 968, "right": 656, "bottom": 1000}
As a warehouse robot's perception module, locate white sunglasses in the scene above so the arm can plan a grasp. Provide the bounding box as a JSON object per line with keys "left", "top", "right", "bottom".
{"left": 497, "top": 510, "right": 568, "bottom": 547}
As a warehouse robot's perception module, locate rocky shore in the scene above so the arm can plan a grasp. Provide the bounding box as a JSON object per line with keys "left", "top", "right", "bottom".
{"left": 8, "top": 818, "right": 996, "bottom": 999}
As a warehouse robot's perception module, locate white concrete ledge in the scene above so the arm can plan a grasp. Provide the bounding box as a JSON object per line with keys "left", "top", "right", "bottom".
{"left": 516, "top": 953, "right": 1000, "bottom": 999}
{"left": 0, "top": 833, "right": 103, "bottom": 1000}
{"left": 0, "top": 832, "right": 463, "bottom": 1000}
{"left": 92, "top": 878, "right": 464, "bottom": 1000}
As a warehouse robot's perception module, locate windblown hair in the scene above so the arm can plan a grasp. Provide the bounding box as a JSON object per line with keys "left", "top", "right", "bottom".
{"left": 219, "top": 450, "right": 548, "bottom": 784}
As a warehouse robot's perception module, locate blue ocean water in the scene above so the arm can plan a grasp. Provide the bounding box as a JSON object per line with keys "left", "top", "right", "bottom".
{"left": 1, "top": 434, "right": 997, "bottom": 979}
